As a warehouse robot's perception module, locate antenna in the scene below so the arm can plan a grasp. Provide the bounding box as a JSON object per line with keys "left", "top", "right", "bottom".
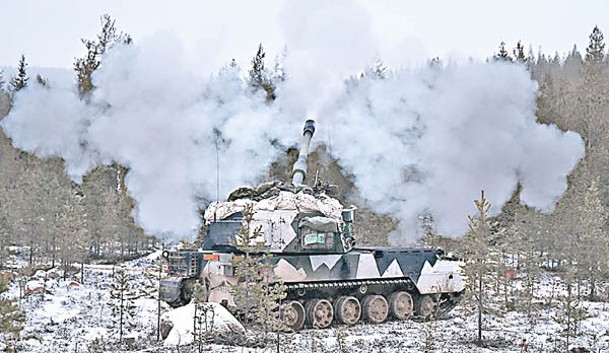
{"left": 214, "top": 128, "right": 220, "bottom": 202}
{"left": 213, "top": 128, "right": 221, "bottom": 222}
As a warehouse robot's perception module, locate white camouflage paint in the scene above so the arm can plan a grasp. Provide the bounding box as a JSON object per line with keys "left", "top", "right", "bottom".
{"left": 381, "top": 259, "right": 404, "bottom": 278}
{"left": 309, "top": 254, "right": 342, "bottom": 271}
{"left": 415, "top": 260, "right": 466, "bottom": 294}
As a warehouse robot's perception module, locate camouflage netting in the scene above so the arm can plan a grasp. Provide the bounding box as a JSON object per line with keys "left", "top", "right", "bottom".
{"left": 205, "top": 184, "right": 344, "bottom": 223}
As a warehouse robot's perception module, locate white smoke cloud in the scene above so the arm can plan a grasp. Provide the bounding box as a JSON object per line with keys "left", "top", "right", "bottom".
{"left": 0, "top": 1, "right": 584, "bottom": 242}
{"left": 4, "top": 82, "right": 97, "bottom": 178}
{"left": 277, "top": 0, "right": 377, "bottom": 119}
{"left": 2, "top": 34, "right": 290, "bottom": 236}
{"left": 327, "top": 62, "right": 584, "bottom": 241}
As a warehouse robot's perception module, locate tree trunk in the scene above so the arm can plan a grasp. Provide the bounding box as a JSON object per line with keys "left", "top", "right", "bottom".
{"left": 29, "top": 241, "right": 34, "bottom": 266}
{"left": 477, "top": 267, "right": 483, "bottom": 345}
{"left": 119, "top": 291, "right": 124, "bottom": 342}
{"left": 566, "top": 282, "right": 571, "bottom": 352}
{"left": 51, "top": 239, "right": 56, "bottom": 268}
{"left": 590, "top": 277, "right": 596, "bottom": 301}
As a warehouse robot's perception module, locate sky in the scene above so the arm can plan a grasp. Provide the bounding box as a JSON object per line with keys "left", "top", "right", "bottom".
{"left": 2, "top": 0, "right": 608, "bottom": 70}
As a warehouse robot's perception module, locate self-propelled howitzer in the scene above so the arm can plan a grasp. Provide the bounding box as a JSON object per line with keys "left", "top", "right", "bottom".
{"left": 160, "top": 119, "right": 465, "bottom": 330}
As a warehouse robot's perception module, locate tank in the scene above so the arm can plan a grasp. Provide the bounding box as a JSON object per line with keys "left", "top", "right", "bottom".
{"left": 160, "top": 119, "right": 465, "bottom": 330}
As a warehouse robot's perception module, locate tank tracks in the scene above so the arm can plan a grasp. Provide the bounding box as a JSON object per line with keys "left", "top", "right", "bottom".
{"left": 278, "top": 278, "right": 463, "bottom": 330}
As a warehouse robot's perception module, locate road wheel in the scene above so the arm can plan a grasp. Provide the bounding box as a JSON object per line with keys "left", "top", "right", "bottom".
{"left": 281, "top": 301, "right": 306, "bottom": 331}
{"left": 362, "top": 294, "right": 389, "bottom": 324}
{"left": 306, "top": 299, "right": 334, "bottom": 328}
{"left": 335, "top": 296, "right": 361, "bottom": 325}
{"left": 416, "top": 295, "right": 435, "bottom": 320}
{"left": 389, "top": 291, "right": 414, "bottom": 320}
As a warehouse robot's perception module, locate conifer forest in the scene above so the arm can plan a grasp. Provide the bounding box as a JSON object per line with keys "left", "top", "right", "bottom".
{"left": 3, "top": 13, "right": 609, "bottom": 353}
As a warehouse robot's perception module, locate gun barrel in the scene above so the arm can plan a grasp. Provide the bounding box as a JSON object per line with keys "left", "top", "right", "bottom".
{"left": 292, "top": 119, "right": 316, "bottom": 186}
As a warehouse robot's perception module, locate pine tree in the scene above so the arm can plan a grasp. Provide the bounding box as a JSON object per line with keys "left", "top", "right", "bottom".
{"left": 56, "top": 191, "right": 88, "bottom": 279}
{"left": 564, "top": 45, "right": 584, "bottom": 79}
{"left": 81, "top": 168, "right": 124, "bottom": 260}
{"left": 419, "top": 214, "right": 438, "bottom": 246}
{"left": 494, "top": 42, "right": 513, "bottom": 62}
{"left": 108, "top": 268, "right": 139, "bottom": 343}
{"left": 74, "top": 14, "right": 131, "bottom": 97}
{"left": 526, "top": 45, "right": 536, "bottom": 71}
{"left": 513, "top": 41, "right": 527, "bottom": 63}
{"left": 143, "top": 257, "right": 166, "bottom": 341}
{"left": 551, "top": 52, "right": 561, "bottom": 65}
{"left": 0, "top": 189, "right": 10, "bottom": 270}
{"left": 493, "top": 231, "right": 514, "bottom": 311}
{"left": 516, "top": 210, "right": 543, "bottom": 321}
{"left": 248, "top": 43, "right": 276, "bottom": 101}
{"left": 9, "top": 55, "right": 28, "bottom": 92}
{"left": 249, "top": 44, "right": 266, "bottom": 89}
{"left": 0, "top": 70, "right": 5, "bottom": 92}
{"left": 229, "top": 204, "right": 286, "bottom": 340}
{"left": 576, "top": 179, "right": 608, "bottom": 300}
{"left": 272, "top": 49, "right": 286, "bottom": 83}
{"left": 585, "top": 26, "right": 605, "bottom": 62}
{"left": 230, "top": 204, "right": 266, "bottom": 327}
{"left": 194, "top": 209, "right": 207, "bottom": 250}
{"left": 367, "top": 56, "right": 390, "bottom": 79}
{"left": 577, "top": 29, "right": 609, "bottom": 153}
{"left": 460, "top": 191, "right": 500, "bottom": 346}
{"left": 192, "top": 282, "right": 214, "bottom": 352}
{"left": 552, "top": 267, "right": 587, "bottom": 351}
{"left": 536, "top": 51, "right": 548, "bottom": 70}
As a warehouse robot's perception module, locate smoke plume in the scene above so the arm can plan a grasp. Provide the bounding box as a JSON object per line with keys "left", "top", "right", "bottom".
{"left": 1, "top": 1, "right": 584, "bottom": 241}
{"left": 326, "top": 63, "right": 583, "bottom": 241}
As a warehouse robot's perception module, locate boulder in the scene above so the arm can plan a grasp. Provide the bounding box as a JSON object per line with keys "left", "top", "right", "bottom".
{"left": 24, "top": 280, "right": 44, "bottom": 295}
{"left": 66, "top": 281, "right": 80, "bottom": 289}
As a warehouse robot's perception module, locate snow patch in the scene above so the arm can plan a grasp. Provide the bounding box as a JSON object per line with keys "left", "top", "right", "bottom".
{"left": 162, "top": 302, "right": 245, "bottom": 346}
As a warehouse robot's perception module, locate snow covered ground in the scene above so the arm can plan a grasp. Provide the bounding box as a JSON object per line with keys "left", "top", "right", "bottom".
{"left": 3, "top": 254, "right": 166, "bottom": 353}
{"left": 4, "top": 255, "right": 609, "bottom": 352}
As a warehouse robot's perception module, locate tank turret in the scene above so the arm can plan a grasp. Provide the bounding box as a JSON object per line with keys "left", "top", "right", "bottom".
{"left": 203, "top": 118, "right": 349, "bottom": 254}
{"left": 160, "top": 119, "right": 466, "bottom": 331}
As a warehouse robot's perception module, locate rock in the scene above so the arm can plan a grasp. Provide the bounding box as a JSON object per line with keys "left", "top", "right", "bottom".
{"left": 159, "top": 318, "right": 173, "bottom": 340}
{"left": 46, "top": 268, "right": 62, "bottom": 279}
{"left": 24, "top": 280, "right": 45, "bottom": 295}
